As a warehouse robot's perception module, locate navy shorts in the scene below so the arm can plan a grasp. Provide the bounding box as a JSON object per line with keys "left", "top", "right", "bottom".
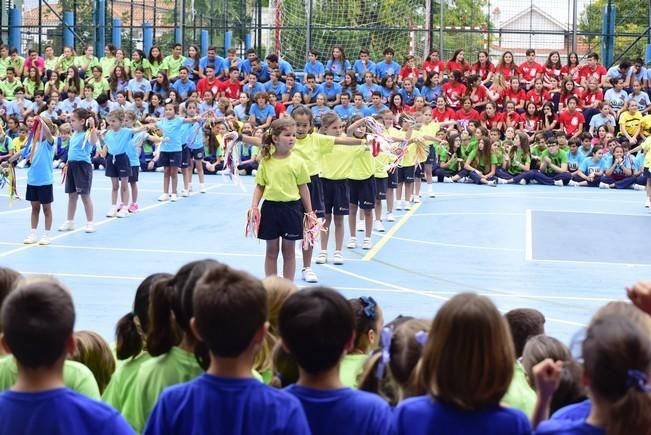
{"left": 308, "top": 174, "right": 325, "bottom": 218}
{"left": 25, "top": 184, "right": 53, "bottom": 204}
{"left": 105, "top": 153, "right": 132, "bottom": 179}
{"left": 397, "top": 165, "right": 416, "bottom": 184}
{"left": 129, "top": 166, "right": 139, "bottom": 183}
{"left": 426, "top": 146, "right": 437, "bottom": 165}
{"left": 349, "top": 177, "right": 377, "bottom": 209}
{"left": 375, "top": 177, "right": 388, "bottom": 200}
{"left": 191, "top": 147, "right": 205, "bottom": 160}
{"left": 181, "top": 146, "right": 192, "bottom": 168}
{"left": 65, "top": 161, "right": 93, "bottom": 195}
{"left": 388, "top": 171, "right": 398, "bottom": 189}
{"left": 415, "top": 164, "right": 424, "bottom": 178}
{"left": 322, "top": 178, "right": 349, "bottom": 215}
{"left": 158, "top": 151, "right": 183, "bottom": 168}
{"left": 258, "top": 200, "right": 303, "bottom": 241}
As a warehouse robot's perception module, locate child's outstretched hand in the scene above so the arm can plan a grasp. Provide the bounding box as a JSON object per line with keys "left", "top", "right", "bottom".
{"left": 627, "top": 281, "right": 651, "bottom": 315}
{"left": 533, "top": 358, "right": 563, "bottom": 400}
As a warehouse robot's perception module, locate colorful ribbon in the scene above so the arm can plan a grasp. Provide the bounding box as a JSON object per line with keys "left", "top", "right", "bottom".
{"left": 302, "top": 213, "right": 326, "bottom": 250}
{"left": 245, "top": 207, "right": 260, "bottom": 239}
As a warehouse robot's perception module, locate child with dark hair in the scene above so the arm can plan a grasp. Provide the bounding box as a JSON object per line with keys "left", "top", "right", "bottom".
{"left": 279, "top": 287, "right": 393, "bottom": 435}
{"left": 144, "top": 263, "right": 309, "bottom": 435}
{"left": 0, "top": 279, "right": 132, "bottom": 434}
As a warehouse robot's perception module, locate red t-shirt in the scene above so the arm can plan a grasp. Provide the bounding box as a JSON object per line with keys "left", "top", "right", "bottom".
{"left": 580, "top": 88, "right": 604, "bottom": 107}
{"left": 559, "top": 89, "right": 582, "bottom": 108}
{"left": 197, "top": 78, "right": 223, "bottom": 98}
{"left": 521, "top": 114, "right": 541, "bottom": 132}
{"left": 503, "top": 87, "right": 526, "bottom": 106}
{"left": 274, "top": 102, "right": 287, "bottom": 118}
{"left": 558, "top": 110, "right": 585, "bottom": 136}
{"left": 482, "top": 112, "right": 504, "bottom": 130}
{"left": 432, "top": 107, "right": 456, "bottom": 123}
{"left": 526, "top": 89, "right": 551, "bottom": 109}
{"left": 471, "top": 62, "right": 495, "bottom": 82}
{"left": 560, "top": 64, "right": 581, "bottom": 84}
{"left": 220, "top": 80, "right": 242, "bottom": 100}
{"left": 442, "top": 81, "right": 467, "bottom": 109}
{"left": 399, "top": 66, "right": 421, "bottom": 81}
{"left": 455, "top": 108, "right": 480, "bottom": 122}
{"left": 542, "top": 66, "right": 562, "bottom": 87}
{"left": 517, "top": 62, "right": 543, "bottom": 82}
{"left": 578, "top": 65, "right": 607, "bottom": 84}
{"left": 469, "top": 85, "right": 489, "bottom": 105}
{"left": 422, "top": 60, "right": 445, "bottom": 75}
{"left": 446, "top": 61, "right": 470, "bottom": 75}
{"left": 496, "top": 65, "right": 517, "bottom": 81}
{"left": 503, "top": 111, "right": 522, "bottom": 128}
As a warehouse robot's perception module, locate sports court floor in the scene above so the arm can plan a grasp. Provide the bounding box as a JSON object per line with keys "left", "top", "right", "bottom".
{"left": 2, "top": 171, "right": 649, "bottom": 345}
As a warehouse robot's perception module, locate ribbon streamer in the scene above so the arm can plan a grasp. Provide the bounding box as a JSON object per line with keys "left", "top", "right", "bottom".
{"left": 302, "top": 213, "right": 326, "bottom": 250}
{"left": 245, "top": 207, "right": 260, "bottom": 239}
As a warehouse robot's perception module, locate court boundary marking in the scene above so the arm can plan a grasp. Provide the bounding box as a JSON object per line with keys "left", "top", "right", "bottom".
{"left": 362, "top": 202, "right": 421, "bottom": 261}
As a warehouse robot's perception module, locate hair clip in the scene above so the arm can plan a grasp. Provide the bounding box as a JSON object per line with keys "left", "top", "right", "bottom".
{"left": 359, "top": 296, "right": 377, "bottom": 320}
{"left": 375, "top": 326, "right": 393, "bottom": 380}
{"left": 627, "top": 369, "right": 651, "bottom": 392}
{"left": 415, "top": 330, "right": 428, "bottom": 346}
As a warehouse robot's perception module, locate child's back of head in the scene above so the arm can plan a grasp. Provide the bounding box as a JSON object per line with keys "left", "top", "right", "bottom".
{"left": 1, "top": 278, "right": 74, "bottom": 370}
{"left": 504, "top": 308, "right": 546, "bottom": 358}
{"left": 0, "top": 267, "right": 23, "bottom": 339}
{"left": 70, "top": 331, "right": 115, "bottom": 394}
{"left": 278, "top": 286, "right": 354, "bottom": 374}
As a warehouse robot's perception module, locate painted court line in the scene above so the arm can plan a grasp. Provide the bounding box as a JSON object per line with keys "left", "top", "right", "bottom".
{"left": 362, "top": 202, "right": 421, "bottom": 261}
{"left": 412, "top": 212, "right": 524, "bottom": 217}
{"left": 0, "top": 206, "right": 31, "bottom": 215}
{"left": 20, "top": 271, "right": 144, "bottom": 281}
{"left": 531, "top": 208, "right": 649, "bottom": 218}
{"left": 385, "top": 235, "right": 523, "bottom": 253}
{"left": 0, "top": 184, "right": 226, "bottom": 258}
{"left": 525, "top": 209, "right": 533, "bottom": 261}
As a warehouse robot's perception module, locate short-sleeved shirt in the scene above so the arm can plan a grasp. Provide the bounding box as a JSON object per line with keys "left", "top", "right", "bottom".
{"left": 535, "top": 419, "right": 603, "bottom": 434}
{"left": 103, "top": 128, "right": 133, "bottom": 155}
{"left": 68, "top": 130, "right": 95, "bottom": 163}
{"left": 27, "top": 139, "right": 55, "bottom": 186}
{"left": 249, "top": 103, "right": 276, "bottom": 126}
{"left": 162, "top": 55, "right": 186, "bottom": 78}
{"left": 255, "top": 153, "right": 310, "bottom": 201}
{"left": 156, "top": 117, "right": 186, "bottom": 152}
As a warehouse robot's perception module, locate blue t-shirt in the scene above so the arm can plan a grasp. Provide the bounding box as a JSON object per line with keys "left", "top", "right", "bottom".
{"left": 182, "top": 58, "right": 199, "bottom": 80}
{"left": 551, "top": 399, "right": 591, "bottom": 422}
{"left": 399, "top": 87, "right": 421, "bottom": 106}
{"left": 264, "top": 81, "right": 287, "bottom": 99}
{"left": 249, "top": 103, "right": 276, "bottom": 126}
{"left": 285, "top": 385, "right": 393, "bottom": 435}
{"left": 304, "top": 61, "right": 325, "bottom": 77}
{"left": 421, "top": 85, "right": 443, "bottom": 103}
{"left": 127, "top": 132, "right": 147, "bottom": 166}
{"left": 27, "top": 139, "right": 55, "bottom": 186}
{"left": 333, "top": 104, "right": 356, "bottom": 122}
{"left": 0, "top": 388, "right": 133, "bottom": 435}
{"left": 156, "top": 117, "right": 186, "bottom": 152}
{"left": 317, "top": 82, "right": 342, "bottom": 101}
{"left": 311, "top": 106, "right": 332, "bottom": 126}
{"left": 353, "top": 59, "right": 376, "bottom": 82}
{"left": 127, "top": 78, "right": 152, "bottom": 95}
{"left": 363, "top": 104, "right": 388, "bottom": 116}
{"left": 199, "top": 55, "right": 226, "bottom": 76}
{"left": 325, "top": 59, "right": 352, "bottom": 82}
{"left": 143, "top": 374, "right": 310, "bottom": 435}
{"left": 393, "top": 395, "right": 531, "bottom": 435}
{"left": 68, "top": 130, "right": 94, "bottom": 163}
{"left": 579, "top": 157, "right": 607, "bottom": 175}
{"left": 374, "top": 61, "right": 401, "bottom": 79}
{"left": 358, "top": 83, "right": 381, "bottom": 102}
{"left": 535, "top": 419, "right": 603, "bottom": 435}
{"left": 243, "top": 82, "right": 265, "bottom": 98}
{"left": 567, "top": 151, "right": 582, "bottom": 172}
{"left": 104, "top": 127, "right": 133, "bottom": 155}
{"left": 171, "top": 79, "right": 196, "bottom": 101}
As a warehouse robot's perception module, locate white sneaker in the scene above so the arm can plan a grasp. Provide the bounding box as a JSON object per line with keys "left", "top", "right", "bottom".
{"left": 395, "top": 202, "right": 403, "bottom": 211}
{"left": 357, "top": 221, "right": 365, "bottom": 232}
{"left": 106, "top": 206, "right": 117, "bottom": 218}
{"left": 554, "top": 180, "right": 564, "bottom": 187}
{"left": 17, "top": 160, "right": 27, "bottom": 169}
{"left": 568, "top": 180, "right": 578, "bottom": 187}
{"left": 238, "top": 169, "right": 247, "bottom": 176}
{"left": 38, "top": 234, "right": 50, "bottom": 245}
{"left": 387, "top": 213, "right": 395, "bottom": 222}
{"left": 633, "top": 184, "right": 646, "bottom": 191}
{"left": 315, "top": 251, "right": 327, "bottom": 264}
{"left": 302, "top": 267, "right": 318, "bottom": 283}
{"left": 251, "top": 169, "right": 257, "bottom": 176}
{"left": 486, "top": 180, "right": 497, "bottom": 186}
{"left": 200, "top": 183, "right": 207, "bottom": 193}
{"left": 23, "top": 233, "right": 38, "bottom": 244}
{"left": 362, "top": 238, "right": 372, "bottom": 250}
{"left": 598, "top": 182, "right": 610, "bottom": 189}
{"left": 158, "top": 193, "right": 169, "bottom": 202}
{"left": 498, "top": 178, "right": 509, "bottom": 184}
{"left": 181, "top": 189, "right": 190, "bottom": 197}
{"left": 170, "top": 194, "right": 178, "bottom": 202}
{"left": 405, "top": 202, "right": 412, "bottom": 210}
{"left": 332, "top": 251, "right": 344, "bottom": 265}
{"left": 530, "top": 179, "right": 539, "bottom": 185}
{"left": 443, "top": 177, "right": 453, "bottom": 183}
{"left": 347, "top": 238, "right": 357, "bottom": 249}
{"left": 52, "top": 160, "right": 60, "bottom": 169}
{"left": 413, "top": 196, "right": 421, "bottom": 203}
{"left": 84, "top": 222, "right": 96, "bottom": 233}
{"left": 117, "top": 207, "right": 129, "bottom": 218}
{"left": 519, "top": 179, "right": 527, "bottom": 185}
{"left": 374, "top": 220, "right": 385, "bottom": 232}
{"left": 58, "top": 221, "right": 75, "bottom": 232}
{"left": 645, "top": 198, "right": 650, "bottom": 208}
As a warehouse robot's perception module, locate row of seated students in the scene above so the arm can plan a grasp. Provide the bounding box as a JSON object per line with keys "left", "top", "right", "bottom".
{"left": 1, "top": 264, "right": 651, "bottom": 434}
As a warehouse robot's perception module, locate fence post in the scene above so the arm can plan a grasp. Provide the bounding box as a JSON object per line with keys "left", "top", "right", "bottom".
{"left": 96, "top": 0, "right": 106, "bottom": 57}
{"left": 224, "top": 31, "right": 232, "bottom": 56}
{"left": 8, "top": 7, "right": 20, "bottom": 50}
{"left": 63, "top": 11, "right": 75, "bottom": 48}
{"left": 245, "top": 33, "right": 252, "bottom": 51}
{"left": 112, "top": 19, "right": 122, "bottom": 49}
{"left": 144, "top": 23, "right": 154, "bottom": 56}
{"left": 601, "top": 3, "right": 615, "bottom": 66}
{"left": 201, "top": 30, "right": 209, "bottom": 56}
{"left": 175, "top": 28, "right": 182, "bottom": 45}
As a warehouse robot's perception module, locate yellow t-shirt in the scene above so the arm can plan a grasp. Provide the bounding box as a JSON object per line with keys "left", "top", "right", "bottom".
{"left": 421, "top": 121, "right": 441, "bottom": 138}
{"left": 619, "top": 111, "right": 643, "bottom": 137}
{"left": 348, "top": 145, "right": 375, "bottom": 181}
{"left": 294, "top": 132, "right": 336, "bottom": 176}
{"left": 641, "top": 137, "right": 651, "bottom": 169}
{"left": 321, "top": 143, "right": 367, "bottom": 180}
{"left": 255, "top": 152, "right": 310, "bottom": 201}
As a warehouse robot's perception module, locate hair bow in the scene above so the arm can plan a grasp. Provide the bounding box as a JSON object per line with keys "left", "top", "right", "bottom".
{"left": 359, "top": 296, "right": 377, "bottom": 320}
{"left": 415, "top": 330, "right": 428, "bottom": 346}
{"left": 375, "top": 326, "right": 393, "bottom": 380}
{"left": 627, "top": 369, "right": 651, "bottom": 392}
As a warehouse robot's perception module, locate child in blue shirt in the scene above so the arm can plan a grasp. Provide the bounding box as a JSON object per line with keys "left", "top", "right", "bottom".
{"left": 279, "top": 287, "right": 393, "bottom": 435}
{"left": 23, "top": 116, "right": 56, "bottom": 245}
{"left": 248, "top": 92, "right": 276, "bottom": 129}
{"left": 392, "top": 293, "right": 531, "bottom": 435}
{"left": 0, "top": 279, "right": 133, "bottom": 434}
{"left": 304, "top": 50, "right": 325, "bottom": 83}
{"left": 144, "top": 264, "right": 309, "bottom": 435}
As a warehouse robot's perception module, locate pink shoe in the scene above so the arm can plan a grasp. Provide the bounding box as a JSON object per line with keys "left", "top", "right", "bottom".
{"left": 128, "top": 203, "right": 138, "bottom": 213}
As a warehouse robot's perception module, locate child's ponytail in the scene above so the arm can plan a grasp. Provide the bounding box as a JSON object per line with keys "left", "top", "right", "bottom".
{"left": 72, "top": 108, "right": 94, "bottom": 131}
{"left": 145, "top": 276, "right": 181, "bottom": 356}
{"left": 115, "top": 273, "right": 171, "bottom": 360}
{"left": 259, "top": 117, "right": 297, "bottom": 160}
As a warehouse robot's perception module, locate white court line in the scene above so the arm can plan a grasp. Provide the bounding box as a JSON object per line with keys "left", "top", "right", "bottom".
{"left": 323, "top": 264, "right": 587, "bottom": 327}
{"left": 530, "top": 257, "right": 651, "bottom": 268}
{"left": 532, "top": 208, "right": 650, "bottom": 218}
{"left": 380, "top": 234, "right": 523, "bottom": 253}
{"left": 0, "top": 206, "right": 31, "bottom": 215}
{"left": 431, "top": 192, "right": 643, "bottom": 204}
{"left": 20, "top": 271, "right": 144, "bottom": 281}
{"left": 0, "top": 183, "right": 226, "bottom": 258}
{"left": 412, "top": 212, "right": 524, "bottom": 217}
{"left": 525, "top": 209, "right": 533, "bottom": 261}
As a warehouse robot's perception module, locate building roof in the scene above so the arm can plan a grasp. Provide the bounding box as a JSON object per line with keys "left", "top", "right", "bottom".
{"left": 500, "top": 5, "right": 567, "bottom": 31}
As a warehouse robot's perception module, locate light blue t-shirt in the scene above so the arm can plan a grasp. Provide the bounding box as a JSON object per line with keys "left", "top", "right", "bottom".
{"left": 579, "top": 156, "right": 607, "bottom": 175}
{"left": 333, "top": 104, "right": 356, "bottom": 122}
{"left": 304, "top": 61, "right": 325, "bottom": 78}
{"left": 103, "top": 128, "right": 133, "bottom": 155}
{"left": 374, "top": 60, "right": 401, "bottom": 79}
{"left": 264, "top": 81, "right": 286, "bottom": 99}
{"left": 325, "top": 59, "right": 351, "bottom": 82}
{"left": 156, "top": 117, "right": 186, "bottom": 152}
{"left": 171, "top": 79, "right": 196, "bottom": 101}
{"left": 317, "top": 82, "right": 342, "bottom": 101}
{"left": 27, "top": 139, "right": 55, "bottom": 186}
{"left": 185, "top": 122, "right": 204, "bottom": 150}
{"left": 249, "top": 103, "right": 275, "bottom": 126}
{"left": 567, "top": 151, "right": 582, "bottom": 172}
{"left": 358, "top": 83, "right": 381, "bottom": 102}
{"left": 127, "top": 132, "right": 146, "bottom": 166}
{"left": 127, "top": 78, "right": 152, "bottom": 95}
{"left": 68, "top": 131, "right": 94, "bottom": 163}
{"left": 353, "top": 59, "right": 376, "bottom": 82}
{"left": 535, "top": 419, "right": 603, "bottom": 434}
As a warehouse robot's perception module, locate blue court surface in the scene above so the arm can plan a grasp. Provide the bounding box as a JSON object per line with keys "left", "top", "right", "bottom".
{"left": 2, "top": 171, "right": 650, "bottom": 345}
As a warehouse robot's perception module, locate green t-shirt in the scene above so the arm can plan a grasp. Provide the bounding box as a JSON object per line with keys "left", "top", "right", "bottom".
{"left": 0, "top": 79, "right": 22, "bottom": 100}
{"left": 100, "top": 57, "right": 117, "bottom": 78}
{"left": 339, "top": 354, "right": 368, "bottom": 389}
{"left": 149, "top": 60, "right": 163, "bottom": 78}
{"left": 45, "top": 57, "right": 58, "bottom": 72}
{"left": 6, "top": 56, "right": 25, "bottom": 75}
{"left": 508, "top": 148, "right": 531, "bottom": 175}
{"left": 502, "top": 362, "right": 536, "bottom": 418}
{"left": 0, "top": 355, "right": 101, "bottom": 400}
{"left": 102, "top": 351, "right": 152, "bottom": 430}
{"left": 294, "top": 132, "right": 336, "bottom": 176}
{"left": 467, "top": 149, "right": 498, "bottom": 173}
{"left": 131, "top": 59, "right": 152, "bottom": 78}
{"left": 436, "top": 144, "right": 460, "bottom": 172}
{"left": 0, "top": 57, "right": 9, "bottom": 77}
{"left": 86, "top": 77, "right": 111, "bottom": 99}
{"left": 541, "top": 149, "right": 569, "bottom": 174}
{"left": 121, "top": 346, "right": 203, "bottom": 433}
{"left": 22, "top": 78, "right": 44, "bottom": 97}
{"left": 58, "top": 55, "right": 76, "bottom": 74}
{"left": 162, "top": 55, "right": 186, "bottom": 79}
{"left": 461, "top": 138, "right": 478, "bottom": 160}
{"left": 531, "top": 145, "right": 547, "bottom": 158}
{"left": 74, "top": 55, "right": 100, "bottom": 71}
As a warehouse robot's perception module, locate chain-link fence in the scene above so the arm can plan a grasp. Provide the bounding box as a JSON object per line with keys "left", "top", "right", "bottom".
{"left": 1, "top": 0, "right": 649, "bottom": 67}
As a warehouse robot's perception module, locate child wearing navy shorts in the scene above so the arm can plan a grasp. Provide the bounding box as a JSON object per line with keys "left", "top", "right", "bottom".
{"left": 58, "top": 108, "right": 98, "bottom": 234}
{"left": 23, "top": 116, "right": 56, "bottom": 245}
{"left": 251, "top": 118, "right": 314, "bottom": 282}
{"left": 179, "top": 100, "right": 207, "bottom": 195}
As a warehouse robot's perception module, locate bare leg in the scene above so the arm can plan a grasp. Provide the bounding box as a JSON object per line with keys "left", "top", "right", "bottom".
{"left": 43, "top": 203, "right": 52, "bottom": 231}
{"left": 348, "top": 204, "right": 358, "bottom": 236}
{"left": 163, "top": 168, "right": 170, "bottom": 194}
{"left": 321, "top": 214, "right": 332, "bottom": 252}
{"left": 281, "top": 239, "right": 296, "bottom": 281}
{"left": 363, "top": 209, "right": 373, "bottom": 238}
{"left": 30, "top": 202, "right": 40, "bottom": 230}
{"left": 265, "top": 239, "right": 280, "bottom": 277}
{"left": 111, "top": 177, "right": 119, "bottom": 205}
{"left": 130, "top": 181, "right": 138, "bottom": 203}
{"left": 66, "top": 193, "right": 78, "bottom": 221}
{"left": 333, "top": 215, "right": 345, "bottom": 251}
{"left": 80, "top": 194, "right": 94, "bottom": 222}
{"left": 120, "top": 178, "right": 129, "bottom": 206}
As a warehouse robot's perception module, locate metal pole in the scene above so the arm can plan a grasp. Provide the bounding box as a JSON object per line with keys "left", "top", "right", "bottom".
{"left": 130, "top": 0, "right": 134, "bottom": 51}
{"left": 38, "top": 0, "right": 43, "bottom": 52}
{"left": 180, "top": 0, "right": 185, "bottom": 46}
{"left": 257, "top": 0, "right": 262, "bottom": 53}
{"left": 439, "top": 0, "right": 443, "bottom": 56}
{"left": 648, "top": 0, "right": 651, "bottom": 44}
{"left": 572, "top": 0, "right": 577, "bottom": 53}
{"left": 306, "top": 0, "right": 312, "bottom": 56}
